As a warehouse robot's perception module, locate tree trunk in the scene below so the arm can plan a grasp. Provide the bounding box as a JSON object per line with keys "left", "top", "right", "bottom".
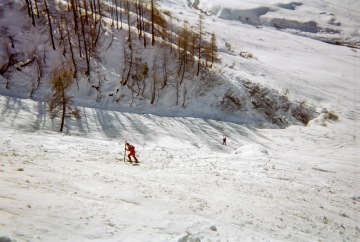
{"left": 34, "top": 0, "right": 40, "bottom": 17}
{"left": 24, "top": 0, "right": 31, "bottom": 17}
{"left": 65, "top": 17, "right": 78, "bottom": 82}
{"left": 29, "top": 0, "right": 36, "bottom": 26}
{"left": 119, "top": 0, "right": 123, "bottom": 29}
{"left": 70, "top": 0, "right": 79, "bottom": 34}
{"left": 44, "top": 0, "right": 56, "bottom": 50}
{"left": 151, "top": 0, "right": 155, "bottom": 46}
{"left": 80, "top": 16, "right": 90, "bottom": 76}
{"left": 126, "top": 0, "right": 131, "bottom": 41}
{"left": 59, "top": 86, "right": 66, "bottom": 132}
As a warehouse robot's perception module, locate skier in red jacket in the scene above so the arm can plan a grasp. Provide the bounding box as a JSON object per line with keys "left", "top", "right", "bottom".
{"left": 125, "top": 142, "right": 138, "bottom": 163}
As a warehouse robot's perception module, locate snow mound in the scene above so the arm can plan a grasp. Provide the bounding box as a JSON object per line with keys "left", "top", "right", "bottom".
{"left": 214, "top": 6, "right": 271, "bottom": 25}
{"left": 176, "top": 233, "right": 202, "bottom": 242}
{"left": 234, "top": 143, "right": 269, "bottom": 156}
{"left": 307, "top": 109, "right": 340, "bottom": 127}
{"left": 307, "top": 113, "right": 327, "bottom": 127}
{"left": 275, "top": 2, "right": 302, "bottom": 10}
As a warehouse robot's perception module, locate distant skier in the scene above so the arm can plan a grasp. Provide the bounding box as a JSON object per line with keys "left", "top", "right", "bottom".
{"left": 125, "top": 142, "right": 138, "bottom": 163}
{"left": 222, "top": 136, "right": 227, "bottom": 145}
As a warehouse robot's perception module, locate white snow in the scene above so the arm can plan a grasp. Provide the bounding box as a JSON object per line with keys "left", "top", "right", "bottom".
{"left": 195, "top": 0, "right": 360, "bottom": 44}
{"left": 1, "top": 0, "right": 359, "bottom": 241}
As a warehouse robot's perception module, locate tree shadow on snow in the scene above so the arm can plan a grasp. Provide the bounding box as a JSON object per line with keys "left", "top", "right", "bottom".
{"left": 0, "top": 96, "right": 48, "bottom": 132}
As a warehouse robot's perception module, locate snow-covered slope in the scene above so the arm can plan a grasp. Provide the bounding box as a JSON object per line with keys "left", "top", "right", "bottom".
{"left": 1, "top": 94, "right": 359, "bottom": 241}
{"left": 0, "top": 0, "right": 332, "bottom": 128}
{"left": 0, "top": 0, "right": 359, "bottom": 241}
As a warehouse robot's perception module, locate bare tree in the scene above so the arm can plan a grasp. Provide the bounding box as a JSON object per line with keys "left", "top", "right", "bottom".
{"left": 121, "top": 35, "right": 133, "bottom": 86}
{"left": 124, "top": 0, "right": 131, "bottom": 41}
{"left": 114, "top": 0, "right": 119, "bottom": 29}
{"left": 24, "top": 0, "right": 32, "bottom": 18}
{"left": 48, "top": 66, "right": 81, "bottom": 132}
{"left": 207, "top": 32, "right": 219, "bottom": 67}
{"left": 152, "top": 3, "right": 166, "bottom": 43}
{"left": 23, "top": 0, "right": 42, "bottom": 25}
{"left": 33, "top": 0, "right": 40, "bottom": 17}
{"left": 64, "top": 15, "right": 78, "bottom": 81}
{"left": 0, "top": 42, "right": 17, "bottom": 88}
{"left": 70, "top": 0, "right": 79, "bottom": 34}
{"left": 119, "top": 0, "right": 123, "bottom": 29}
{"left": 44, "top": 0, "right": 56, "bottom": 50}
{"left": 140, "top": 0, "right": 147, "bottom": 48}
{"left": 28, "top": 0, "right": 36, "bottom": 26}
{"left": 177, "top": 21, "right": 192, "bottom": 85}
{"left": 196, "top": 14, "right": 205, "bottom": 76}
{"left": 150, "top": 65, "right": 158, "bottom": 104}
{"left": 161, "top": 46, "right": 169, "bottom": 89}
{"left": 168, "top": 13, "right": 174, "bottom": 52}
{"left": 68, "top": 0, "right": 83, "bottom": 59}
{"left": 80, "top": 14, "right": 90, "bottom": 76}
{"left": 30, "top": 49, "right": 45, "bottom": 98}
{"left": 150, "top": 0, "right": 155, "bottom": 45}
{"left": 58, "top": 11, "right": 67, "bottom": 57}
{"left": 135, "top": 0, "right": 141, "bottom": 38}
{"left": 0, "top": 39, "right": 36, "bottom": 87}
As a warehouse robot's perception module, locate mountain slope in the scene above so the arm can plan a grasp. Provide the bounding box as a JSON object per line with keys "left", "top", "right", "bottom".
{"left": 1, "top": 0, "right": 342, "bottom": 128}
{"left": 0, "top": 0, "right": 359, "bottom": 241}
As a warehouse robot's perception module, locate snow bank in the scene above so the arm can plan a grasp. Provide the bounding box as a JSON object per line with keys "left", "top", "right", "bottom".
{"left": 307, "top": 108, "right": 340, "bottom": 127}
{"left": 214, "top": 6, "right": 271, "bottom": 25}
{"left": 307, "top": 113, "right": 327, "bottom": 127}
{"left": 234, "top": 143, "right": 269, "bottom": 156}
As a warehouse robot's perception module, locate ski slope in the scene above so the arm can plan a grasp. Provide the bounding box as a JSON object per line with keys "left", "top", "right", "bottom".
{"left": 1, "top": 0, "right": 359, "bottom": 241}
{"left": 0, "top": 94, "right": 359, "bottom": 241}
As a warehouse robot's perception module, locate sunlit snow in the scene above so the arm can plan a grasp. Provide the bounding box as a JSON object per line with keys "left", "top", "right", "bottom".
{"left": 0, "top": 0, "right": 359, "bottom": 241}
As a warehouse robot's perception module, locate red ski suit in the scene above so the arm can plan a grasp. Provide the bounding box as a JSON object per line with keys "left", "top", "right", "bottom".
{"left": 126, "top": 144, "right": 138, "bottom": 162}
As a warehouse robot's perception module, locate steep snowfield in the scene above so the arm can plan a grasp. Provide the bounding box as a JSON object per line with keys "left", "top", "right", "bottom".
{"left": 1, "top": 0, "right": 360, "bottom": 241}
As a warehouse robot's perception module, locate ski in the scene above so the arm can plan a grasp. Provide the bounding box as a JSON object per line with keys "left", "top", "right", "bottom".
{"left": 115, "top": 157, "right": 140, "bottom": 166}
{"left": 125, "top": 159, "right": 140, "bottom": 166}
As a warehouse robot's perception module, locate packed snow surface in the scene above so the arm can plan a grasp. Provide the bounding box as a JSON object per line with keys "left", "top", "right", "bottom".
{"left": 1, "top": 96, "right": 359, "bottom": 241}
{"left": 1, "top": 0, "right": 359, "bottom": 241}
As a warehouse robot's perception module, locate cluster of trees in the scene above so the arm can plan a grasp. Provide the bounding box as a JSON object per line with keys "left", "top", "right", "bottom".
{"left": 19, "top": 0, "right": 220, "bottom": 131}
{"left": 113, "top": 1, "right": 220, "bottom": 106}
{"left": 23, "top": 0, "right": 105, "bottom": 79}
{"left": 21, "top": 0, "right": 219, "bottom": 82}
{"left": 1, "top": 0, "right": 104, "bottom": 94}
